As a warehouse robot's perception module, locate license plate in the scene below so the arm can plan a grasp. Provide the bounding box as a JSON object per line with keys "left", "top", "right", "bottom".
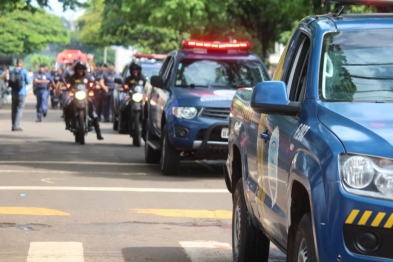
{"left": 221, "top": 128, "right": 229, "bottom": 139}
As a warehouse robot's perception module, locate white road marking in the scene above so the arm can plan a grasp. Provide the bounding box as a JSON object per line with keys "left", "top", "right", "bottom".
{"left": 0, "top": 170, "right": 150, "bottom": 176}
{"left": 41, "top": 178, "right": 66, "bottom": 184}
{"left": 0, "top": 161, "right": 152, "bottom": 166}
{"left": 27, "top": 242, "right": 84, "bottom": 262}
{"left": 0, "top": 186, "right": 228, "bottom": 193}
{"left": 180, "top": 241, "right": 232, "bottom": 262}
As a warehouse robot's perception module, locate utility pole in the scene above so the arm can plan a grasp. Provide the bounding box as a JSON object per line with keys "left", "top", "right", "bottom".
{"left": 104, "top": 46, "right": 107, "bottom": 64}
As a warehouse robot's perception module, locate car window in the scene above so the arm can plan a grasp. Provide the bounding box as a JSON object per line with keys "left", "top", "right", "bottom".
{"left": 159, "top": 57, "right": 171, "bottom": 76}
{"left": 163, "top": 57, "right": 174, "bottom": 86}
{"left": 285, "top": 34, "right": 310, "bottom": 102}
{"left": 175, "top": 59, "right": 268, "bottom": 88}
{"left": 320, "top": 29, "right": 393, "bottom": 102}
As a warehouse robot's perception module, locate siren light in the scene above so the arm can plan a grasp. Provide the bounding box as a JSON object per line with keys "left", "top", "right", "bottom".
{"left": 182, "top": 40, "right": 251, "bottom": 50}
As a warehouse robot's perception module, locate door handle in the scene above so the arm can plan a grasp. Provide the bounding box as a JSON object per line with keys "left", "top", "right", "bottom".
{"left": 260, "top": 129, "right": 270, "bottom": 141}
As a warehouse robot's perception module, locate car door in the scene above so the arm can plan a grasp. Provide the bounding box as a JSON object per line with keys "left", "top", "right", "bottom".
{"left": 150, "top": 56, "right": 173, "bottom": 136}
{"left": 256, "top": 32, "right": 311, "bottom": 250}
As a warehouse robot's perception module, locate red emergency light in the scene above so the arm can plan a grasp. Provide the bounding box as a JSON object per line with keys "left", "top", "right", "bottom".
{"left": 182, "top": 40, "right": 251, "bottom": 50}
{"left": 134, "top": 54, "right": 167, "bottom": 60}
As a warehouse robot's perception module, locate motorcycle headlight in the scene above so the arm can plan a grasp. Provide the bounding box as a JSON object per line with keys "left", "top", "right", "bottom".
{"left": 340, "top": 154, "right": 393, "bottom": 200}
{"left": 75, "top": 91, "right": 86, "bottom": 100}
{"left": 172, "top": 107, "right": 198, "bottom": 119}
{"left": 132, "top": 93, "right": 143, "bottom": 102}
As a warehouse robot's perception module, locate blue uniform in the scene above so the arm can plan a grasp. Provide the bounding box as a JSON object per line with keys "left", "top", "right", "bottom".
{"left": 101, "top": 71, "right": 120, "bottom": 121}
{"left": 33, "top": 71, "right": 53, "bottom": 119}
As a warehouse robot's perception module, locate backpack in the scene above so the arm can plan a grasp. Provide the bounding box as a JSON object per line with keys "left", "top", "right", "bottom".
{"left": 9, "top": 69, "right": 23, "bottom": 89}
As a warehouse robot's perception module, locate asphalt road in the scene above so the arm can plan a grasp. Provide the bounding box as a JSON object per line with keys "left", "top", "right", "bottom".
{"left": 0, "top": 93, "right": 285, "bottom": 262}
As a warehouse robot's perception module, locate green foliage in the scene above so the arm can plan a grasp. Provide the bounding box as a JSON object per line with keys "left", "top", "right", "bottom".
{"left": 0, "top": 9, "right": 70, "bottom": 56}
{"left": 0, "top": 0, "right": 86, "bottom": 13}
{"left": 29, "top": 54, "right": 56, "bottom": 71}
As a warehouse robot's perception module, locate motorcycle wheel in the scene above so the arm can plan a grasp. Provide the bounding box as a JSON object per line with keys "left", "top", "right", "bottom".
{"left": 78, "top": 110, "right": 85, "bottom": 145}
{"left": 74, "top": 133, "right": 79, "bottom": 143}
{"left": 132, "top": 111, "right": 141, "bottom": 147}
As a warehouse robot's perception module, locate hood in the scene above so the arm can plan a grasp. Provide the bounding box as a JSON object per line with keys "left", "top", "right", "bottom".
{"left": 173, "top": 87, "right": 237, "bottom": 108}
{"left": 318, "top": 103, "right": 393, "bottom": 158}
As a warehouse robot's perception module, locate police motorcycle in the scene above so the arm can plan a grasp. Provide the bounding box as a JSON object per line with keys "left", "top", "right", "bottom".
{"left": 113, "top": 78, "right": 143, "bottom": 147}
{"left": 64, "top": 78, "right": 96, "bottom": 145}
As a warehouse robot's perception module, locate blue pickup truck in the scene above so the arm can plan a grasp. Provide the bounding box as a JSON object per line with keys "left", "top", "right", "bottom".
{"left": 143, "top": 40, "right": 270, "bottom": 175}
{"left": 225, "top": 1, "right": 393, "bottom": 261}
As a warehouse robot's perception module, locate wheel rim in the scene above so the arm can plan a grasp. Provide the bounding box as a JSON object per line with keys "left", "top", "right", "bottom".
{"left": 233, "top": 196, "right": 242, "bottom": 260}
{"left": 160, "top": 134, "right": 166, "bottom": 169}
{"left": 297, "top": 237, "right": 308, "bottom": 262}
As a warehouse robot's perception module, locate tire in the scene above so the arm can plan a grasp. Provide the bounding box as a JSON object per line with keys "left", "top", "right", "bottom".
{"left": 292, "top": 213, "right": 317, "bottom": 262}
{"left": 132, "top": 111, "right": 142, "bottom": 147}
{"left": 232, "top": 180, "right": 270, "bottom": 262}
{"left": 144, "top": 119, "right": 160, "bottom": 163}
{"left": 113, "top": 113, "right": 118, "bottom": 131}
{"left": 78, "top": 110, "right": 85, "bottom": 145}
{"left": 74, "top": 133, "right": 79, "bottom": 143}
{"left": 160, "top": 124, "right": 180, "bottom": 176}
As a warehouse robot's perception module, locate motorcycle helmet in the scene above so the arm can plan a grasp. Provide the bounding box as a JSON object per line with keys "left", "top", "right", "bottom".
{"left": 74, "top": 61, "right": 88, "bottom": 71}
{"left": 129, "top": 62, "right": 142, "bottom": 74}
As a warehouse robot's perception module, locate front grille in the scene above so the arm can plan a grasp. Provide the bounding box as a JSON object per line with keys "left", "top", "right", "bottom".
{"left": 196, "top": 128, "right": 228, "bottom": 142}
{"left": 200, "top": 107, "right": 230, "bottom": 120}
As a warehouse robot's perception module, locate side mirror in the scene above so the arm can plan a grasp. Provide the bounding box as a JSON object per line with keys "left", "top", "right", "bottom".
{"left": 150, "top": 75, "right": 165, "bottom": 88}
{"left": 251, "top": 81, "right": 301, "bottom": 116}
{"left": 114, "top": 78, "right": 123, "bottom": 84}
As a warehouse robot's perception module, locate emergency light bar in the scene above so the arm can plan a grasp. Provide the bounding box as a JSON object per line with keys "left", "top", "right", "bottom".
{"left": 326, "top": 0, "right": 393, "bottom": 6}
{"left": 182, "top": 40, "right": 251, "bottom": 50}
{"left": 134, "top": 54, "right": 167, "bottom": 60}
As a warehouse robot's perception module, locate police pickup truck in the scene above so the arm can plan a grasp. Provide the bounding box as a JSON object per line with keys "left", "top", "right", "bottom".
{"left": 143, "top": 40, "right": 269, "bottom": 175}
{"left": 225, "top": 1, "right": 393, "bottom": 261}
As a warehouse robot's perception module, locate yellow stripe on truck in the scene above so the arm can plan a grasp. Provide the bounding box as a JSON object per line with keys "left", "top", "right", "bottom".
{"left": 371, "top": 212, "right": 386, "bottom": 227}
{"left": 345, "top": 209, "right": 360, "bottom": 224}
{"left": 358, "top": 210, "right": 373, "bottom": 226}
{"left": 384, "top": 214, "right": 393, "bottom": 228}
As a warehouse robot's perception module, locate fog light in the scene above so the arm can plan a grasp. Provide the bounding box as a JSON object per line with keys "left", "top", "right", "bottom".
{"left": 175, "top": 126, "right": 190, "bottom": 138}
{"left": 355, "top": 231, "right": 381, "bottom": 253}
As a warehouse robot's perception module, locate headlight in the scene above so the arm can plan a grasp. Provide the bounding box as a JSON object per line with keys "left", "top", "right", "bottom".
{"left": 75, "top": 91, "right": 86, "bottom": 100}
{"left": 172, "top": 107, "right": 198, "bottom": 119}
{"left": 340, "top": 154, "right": 393, "bottom": 200}
{"left": 132, "top": 93, "right": 143, "bottom": 102}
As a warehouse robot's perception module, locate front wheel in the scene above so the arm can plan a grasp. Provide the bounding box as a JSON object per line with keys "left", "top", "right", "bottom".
{"left": 144, "top": 119, "right": 160, "bottom": 163}
{"left": 113, "top": 113, "right": 118, "bottom": 131}
{"left": 78, "top": 110, "right": 85, "bottom": 145}
{"left": 132, "top": 111, "right": 141, "bottom": 147}
{"left": 292, "top": 213, "right": 316, "bottom": 262}
{"left": 232, "top": 180, "right": 270, "bottom": 262}
{"left": 160, "top": 124, "right": 180, "bottom": 176}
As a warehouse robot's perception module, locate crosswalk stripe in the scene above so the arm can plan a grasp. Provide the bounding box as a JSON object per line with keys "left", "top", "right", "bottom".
{"left": 135, "top": 209, "right": 232, "bottom": 219}
{"left": 179, "top": 241, "right": 232, "bottom": 262}
{"left": 27, "top": 242, "right": 84, "bottom": 262}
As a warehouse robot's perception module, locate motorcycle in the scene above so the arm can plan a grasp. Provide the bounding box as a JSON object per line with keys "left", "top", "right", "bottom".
{"left": 113, "top": 78, "right": 143, "bottom": 147}
{"left": 64, "top": 79, "right": 95, "bottom": 145}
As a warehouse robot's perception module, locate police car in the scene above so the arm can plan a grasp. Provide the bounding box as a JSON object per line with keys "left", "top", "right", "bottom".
{"left": 143, "top": 40, "right": 270, "bottom": 175}
{"left": 225, "top": 1, "right": 393, "bottom": 261}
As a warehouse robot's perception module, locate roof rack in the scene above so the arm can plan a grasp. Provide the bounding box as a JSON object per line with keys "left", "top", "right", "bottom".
{"left": 322, "top": 0, "right": 393, "bottom": 16}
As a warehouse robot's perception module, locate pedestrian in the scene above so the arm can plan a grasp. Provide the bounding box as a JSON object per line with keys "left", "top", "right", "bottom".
{"left": 100, "top": 63, "right": 120, "bottom": 122}
{"left": 9, "top": 58, "right": 29, "bottom": 131}
{"left": 33, "top": 64, "right": 54, "bottom": 122}
{"left": 49, "top": 64, "right": 58, "bottom": 109}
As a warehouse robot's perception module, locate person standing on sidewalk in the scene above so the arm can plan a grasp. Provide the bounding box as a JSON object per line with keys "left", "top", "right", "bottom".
{"left": 33, "top": 64, "right": 54, "bottom": 122}
{"left": 9, "top": 58, "right": 29, "bottom": 131}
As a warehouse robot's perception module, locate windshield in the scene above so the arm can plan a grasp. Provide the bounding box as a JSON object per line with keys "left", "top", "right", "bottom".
{"left": 320, "top": 29, "right": 393, "bottom": 102}
{"left": 175, "top": 58, "right": 268, "bottom": 88}
{"left": 143, "top": 67, "right": 161, "bottom": 79}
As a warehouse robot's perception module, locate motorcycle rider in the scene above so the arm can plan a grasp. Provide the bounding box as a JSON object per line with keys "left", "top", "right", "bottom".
{"left": 124, "top": 62, "right": 146, "bottom": 88}
{"left": 63, "top": 61, "right": 104, "bottom": 140}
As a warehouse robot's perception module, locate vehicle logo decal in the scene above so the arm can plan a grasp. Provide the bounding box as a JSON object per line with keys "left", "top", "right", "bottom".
{"left": 268, "top": 127, "right": 279, "bottom": 208}
{"left": 293, "top": 123, "right": 310, "bottom": 142}
{"left": 345, "top": 209, "right": 393, "bottom": 228}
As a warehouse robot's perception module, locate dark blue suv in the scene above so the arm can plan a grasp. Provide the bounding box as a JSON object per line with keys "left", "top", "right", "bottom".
{"left": 143, "top": 40, "right": 270, "bottom": 175}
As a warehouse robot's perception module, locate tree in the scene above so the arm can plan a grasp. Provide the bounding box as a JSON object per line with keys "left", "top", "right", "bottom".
{"left": 0, "top": 9, "right": 70, "bottom": 56}
{"left": 0, "top": 0, "right": 86, "bottom": 12}
{"left": 29, "top": 55, "right": 56, "bottom": 71}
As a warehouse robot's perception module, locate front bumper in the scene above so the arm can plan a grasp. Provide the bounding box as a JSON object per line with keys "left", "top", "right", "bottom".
{"left": 316, "top": 181, "right": 393, "bottom": 261}
{"left": 168, "top": 115, "right": 228, "bottom": 159}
